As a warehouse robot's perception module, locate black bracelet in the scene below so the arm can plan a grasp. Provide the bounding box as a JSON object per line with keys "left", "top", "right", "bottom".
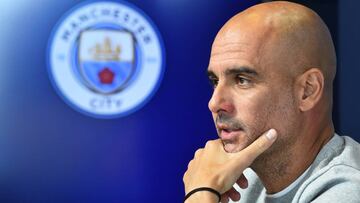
{"left": 184, "top": 187, "right": 221, "bottom": 202}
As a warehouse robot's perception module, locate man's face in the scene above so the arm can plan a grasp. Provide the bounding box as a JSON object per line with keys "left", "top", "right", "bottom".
{"left": 207, "top": 23, "right": 298, "bottom": 153}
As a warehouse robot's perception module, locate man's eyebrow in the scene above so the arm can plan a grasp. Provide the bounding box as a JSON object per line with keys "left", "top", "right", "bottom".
{"left": 225, "top": 67, "right": 259, "bottom": 77}
{"left": 206, "top": 66, "right": 259, "bottom": 79}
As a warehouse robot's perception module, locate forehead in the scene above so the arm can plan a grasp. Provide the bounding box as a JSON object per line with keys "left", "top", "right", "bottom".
{"left": 208, "top": 21, "right": 284, "bottom": 78}
{"left": 208, "top": 37, "right": 263, "bottom": 76}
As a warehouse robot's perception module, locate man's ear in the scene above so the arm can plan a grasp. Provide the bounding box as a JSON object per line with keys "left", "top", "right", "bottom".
{"left": 296, "top": 68, "right": 324, "bottom": 112}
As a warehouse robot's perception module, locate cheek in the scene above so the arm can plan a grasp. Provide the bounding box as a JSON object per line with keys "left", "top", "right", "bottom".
{"left": 260, "top": 89, "right": 298, "bottom": 141}
{"left": 235, "top": 88, "right": 294, "bottom": 142}
{"left": 235, "top": 92, "right": 274, "bottom": 136}
{"left": 272, "top": 92, "right": 299, "bottom": 137}
{"left": 251, "top": 99, "right": 275, "bottom": 135}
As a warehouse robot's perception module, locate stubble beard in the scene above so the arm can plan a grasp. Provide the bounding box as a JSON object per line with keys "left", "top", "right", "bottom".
{"left": 251, "top": 135, "right": 295, "bottom": 179}
{"left": 251, "top": 97, "right": 299, "bottom": 181}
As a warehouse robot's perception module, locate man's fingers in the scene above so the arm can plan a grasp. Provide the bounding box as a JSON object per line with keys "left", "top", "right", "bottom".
{"left": 235, "top": 129, "right": 277, "bottom": 167}
{"left": 236, "top": 174, "right": 248, "bottom": 189}
{"left": 220, "top": 193, "right": 229, "bottom": 203}
{"left": 227, "top": 187, "right": 241, "bottom": 202}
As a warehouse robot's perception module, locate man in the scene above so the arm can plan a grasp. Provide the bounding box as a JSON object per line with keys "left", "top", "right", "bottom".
{"left": 183, "top": 1, "right": 360, "bottom": 203}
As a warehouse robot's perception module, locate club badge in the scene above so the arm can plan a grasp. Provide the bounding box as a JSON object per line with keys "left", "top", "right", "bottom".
{"left": 47, "top": 1, "right": 165, "bottom": 118}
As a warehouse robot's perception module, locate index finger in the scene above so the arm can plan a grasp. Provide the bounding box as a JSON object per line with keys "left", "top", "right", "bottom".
{"left": 234, "top": 129, "right": 277, "bottom": 167}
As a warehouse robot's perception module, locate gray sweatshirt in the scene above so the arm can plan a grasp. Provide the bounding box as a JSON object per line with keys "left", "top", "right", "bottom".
{"left": 231, "top": 134, "right": 360, "bottom": 203}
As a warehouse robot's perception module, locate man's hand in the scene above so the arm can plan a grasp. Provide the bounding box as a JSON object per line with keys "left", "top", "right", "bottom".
{"left": 183, "top": 129, "right": 277, "bottom": 202}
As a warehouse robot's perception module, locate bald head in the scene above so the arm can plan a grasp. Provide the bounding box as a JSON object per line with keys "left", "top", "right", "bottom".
{"left": 211, "top": 1, "right": 336, "bottom": 94}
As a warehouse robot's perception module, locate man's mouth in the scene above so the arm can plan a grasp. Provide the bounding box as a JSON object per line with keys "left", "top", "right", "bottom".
{"left": 218, "top": 127, "right": 244, "bottom": 153}
{"left": 220, "top": 129, "right": 242, "bottom": 141}
{"left": 217, "top": 124, "right": 243, "bottom": 141}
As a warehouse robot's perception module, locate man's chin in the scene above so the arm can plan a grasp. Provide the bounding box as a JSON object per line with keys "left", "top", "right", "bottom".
{"left": 224, "top": 143, "right": 246, "bottom": 153}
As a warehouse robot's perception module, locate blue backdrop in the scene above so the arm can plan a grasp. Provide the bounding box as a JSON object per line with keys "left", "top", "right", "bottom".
{"left": 0, "top": 0, "right": 358, "bottom": 202}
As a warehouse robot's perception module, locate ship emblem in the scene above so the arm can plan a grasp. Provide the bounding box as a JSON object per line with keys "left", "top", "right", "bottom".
{"left": 78, "top": 30, "right": 135, "bottom": 94}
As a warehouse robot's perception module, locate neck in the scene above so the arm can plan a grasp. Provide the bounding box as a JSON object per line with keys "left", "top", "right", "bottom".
{"left": 251, "top": 122, "right": 334, "bottom": 194}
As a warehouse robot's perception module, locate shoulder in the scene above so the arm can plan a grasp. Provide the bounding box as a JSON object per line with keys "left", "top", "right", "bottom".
{"left": 295, "top": 135, "right": 360, "bottom": 203}
{"left": 329, "top": 135, "right": 360, "bottom": 170}
{"left": 313, "top": 134, "right": 360, "bottom": 172}
{"left": 297, "top": 165, "right": 360, "bottom": 203}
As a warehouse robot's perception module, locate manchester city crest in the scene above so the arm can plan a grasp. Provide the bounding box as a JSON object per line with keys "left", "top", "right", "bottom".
{"left": 79, "top": 30, "right": 135, "bottom": 94}
{"left": 47, "top": 1, "right": 165, "bottom": 118}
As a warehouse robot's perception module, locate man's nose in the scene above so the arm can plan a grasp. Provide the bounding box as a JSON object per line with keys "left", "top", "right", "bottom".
{"left": 208, "top": 84, "right": 234, "bottom": 114}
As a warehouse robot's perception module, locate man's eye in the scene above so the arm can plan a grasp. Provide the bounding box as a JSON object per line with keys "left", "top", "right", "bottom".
{"left": 237, "top": 76, "right": 251, "bottom": 86}
{"left": 209, "top": 78, "right": 218, "bottom": 88}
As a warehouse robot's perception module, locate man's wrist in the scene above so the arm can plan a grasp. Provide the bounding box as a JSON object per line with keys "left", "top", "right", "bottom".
{"left": 184, "top": 190, "right": 219, "bottom": 203}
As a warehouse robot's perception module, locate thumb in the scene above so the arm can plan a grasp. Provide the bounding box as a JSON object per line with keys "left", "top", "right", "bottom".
{"left": 232, "top": 129, "right": 277, "bottom": 170}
